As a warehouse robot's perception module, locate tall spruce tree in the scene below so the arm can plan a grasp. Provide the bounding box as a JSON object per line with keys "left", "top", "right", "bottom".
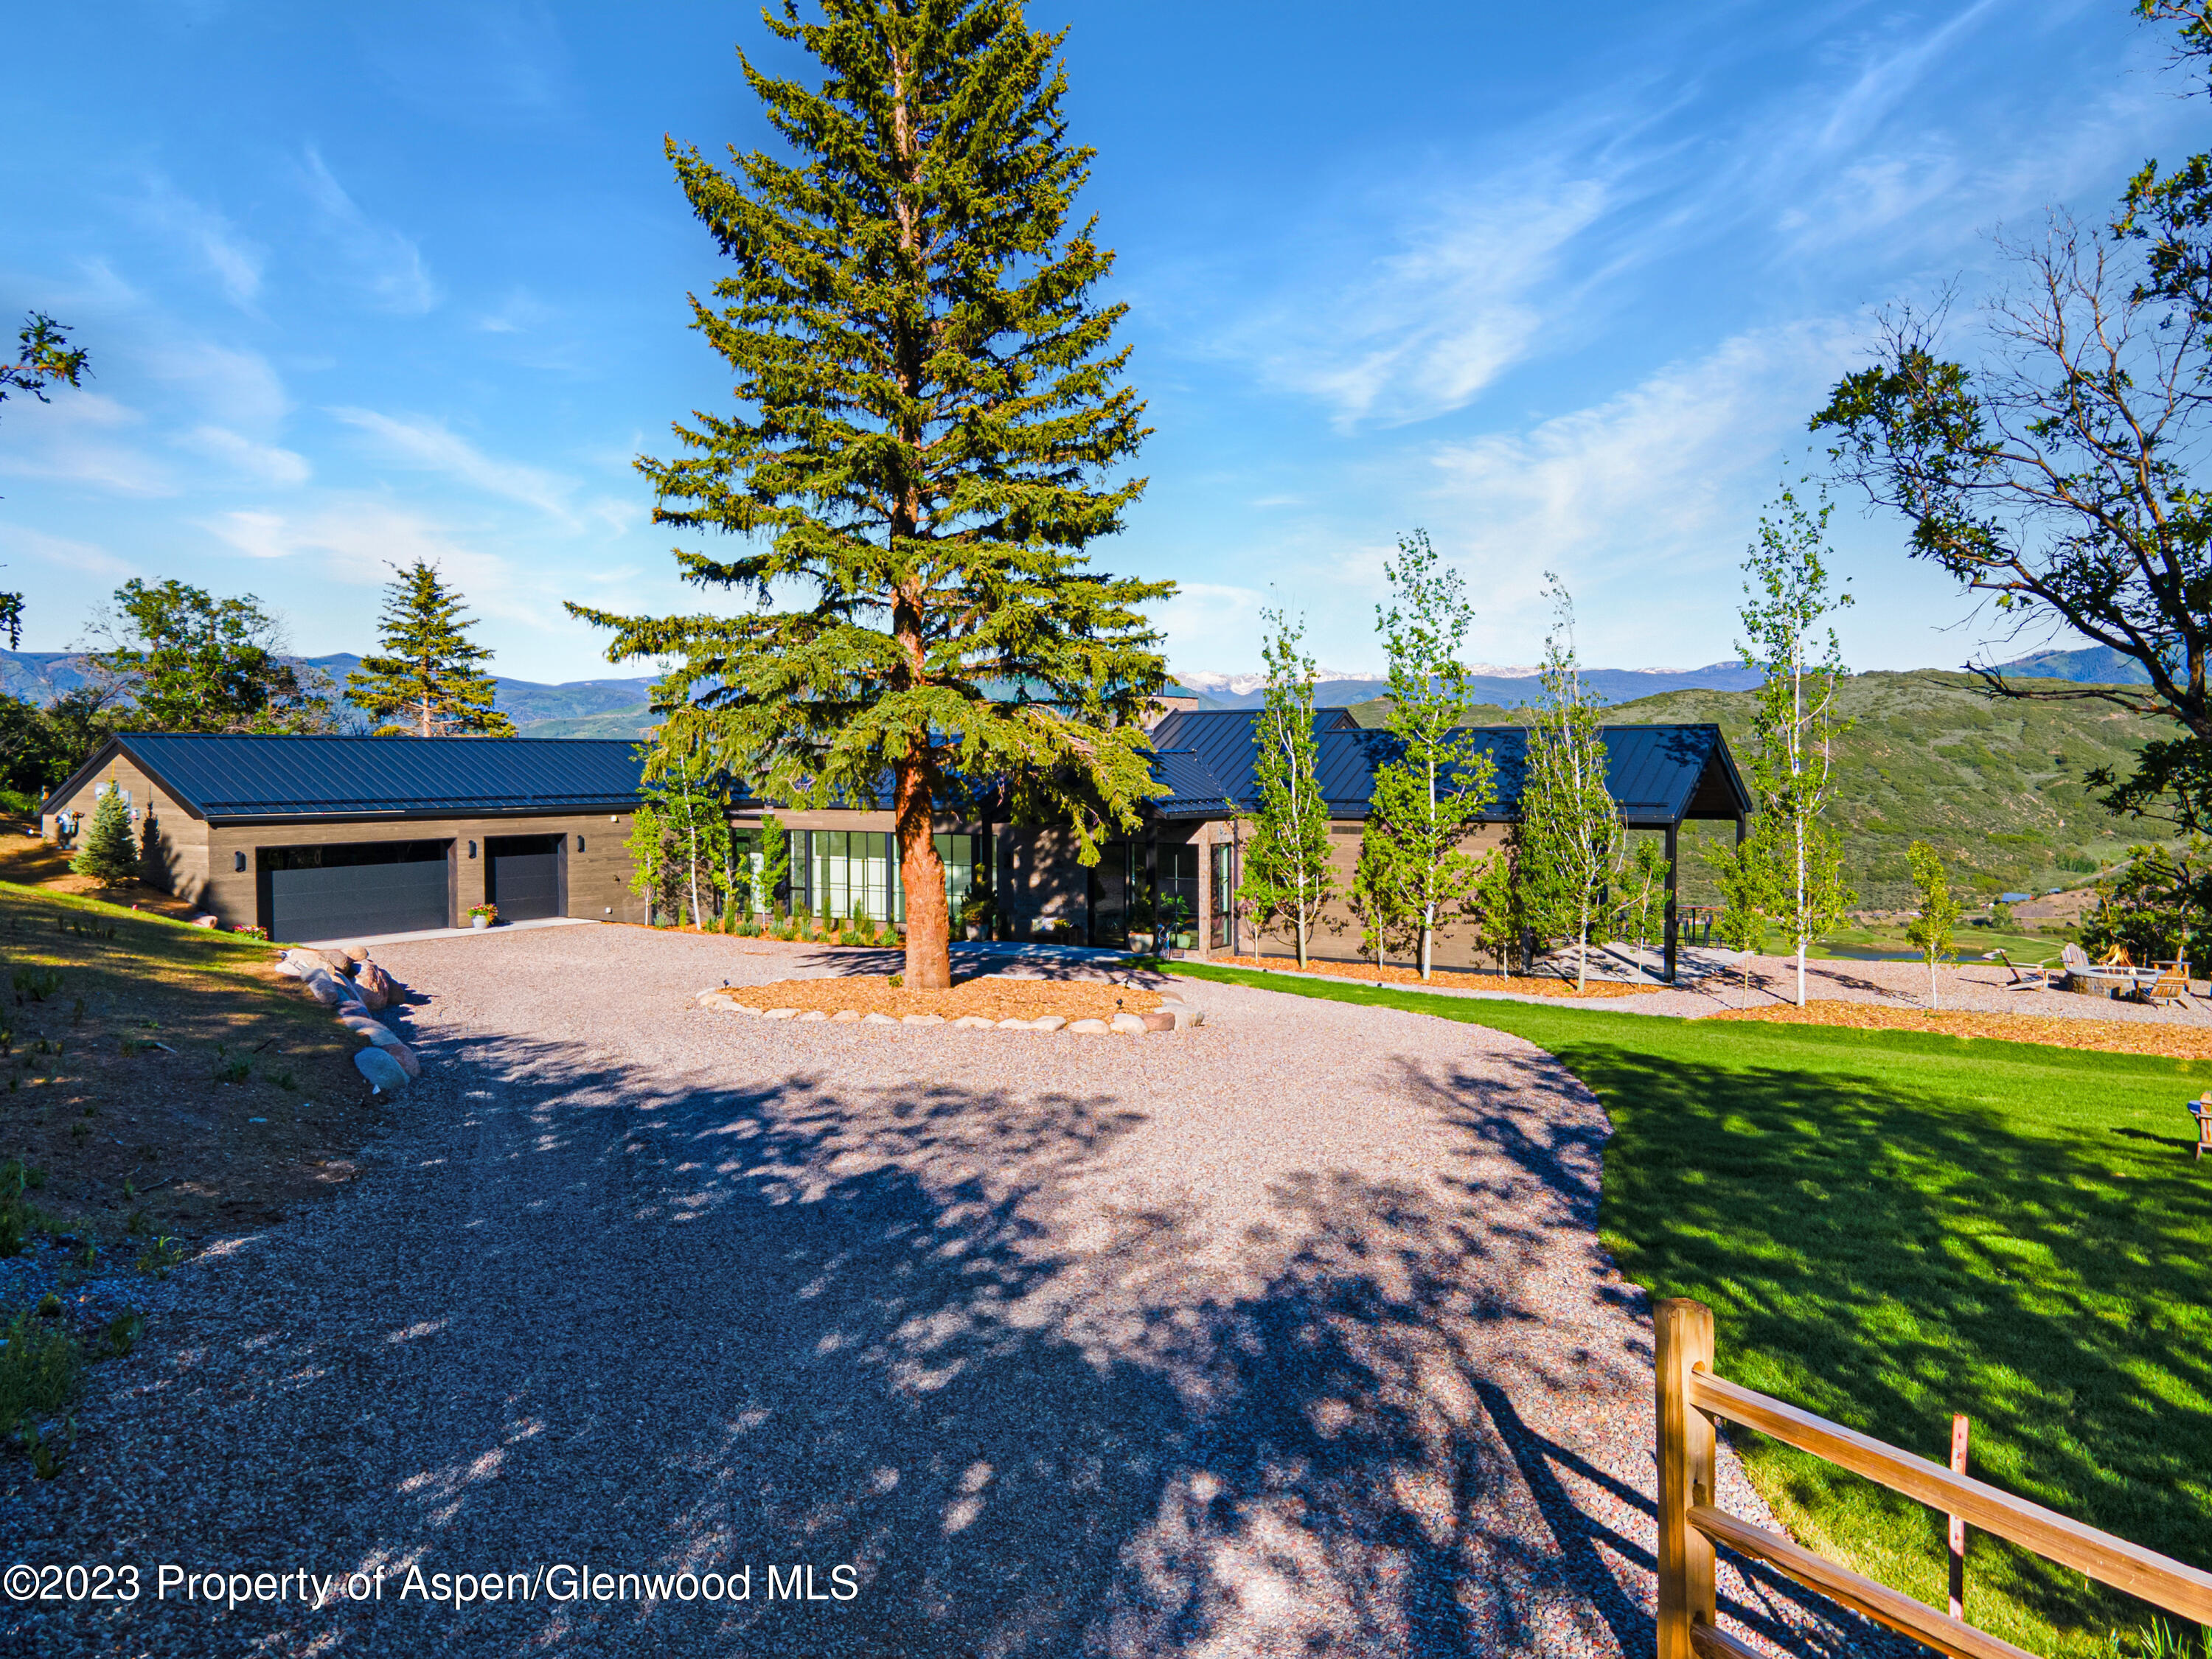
{"left": 1518, "top": 576, "right": 1619, "bottom": 991}
{"left": 1363, "top": 530, "right": 1495, "bottom": 980}
{"left": 346, "top": 562, "right": 514, "bottom": 738}
{"left": 570, "top": 0, "right": 1169, "bottom": 990}
{"left": 1238, "top": 607, "right": 1336, "bottom": 968}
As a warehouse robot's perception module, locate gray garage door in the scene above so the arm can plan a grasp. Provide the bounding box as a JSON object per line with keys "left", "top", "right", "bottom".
{"left": 262, "top": 841, "right": 451, "bottom": 943}
{"left": 487, "top": 834, "right": 562, "bottom": 922}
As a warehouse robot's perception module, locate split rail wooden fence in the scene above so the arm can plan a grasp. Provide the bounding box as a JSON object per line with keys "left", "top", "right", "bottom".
{"left": 1655, "top": 1298, "right": 2212, "bottom": 1659}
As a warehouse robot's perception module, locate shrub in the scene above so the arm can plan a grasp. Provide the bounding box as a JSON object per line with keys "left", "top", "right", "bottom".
{"left": 0, "top": 1306, "right": 82, "bottom": 1447}
{"left": 12, "top": 967, "right": 60, "bottom": 1003}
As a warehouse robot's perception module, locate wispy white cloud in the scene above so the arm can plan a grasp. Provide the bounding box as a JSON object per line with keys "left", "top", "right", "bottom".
{"left": 132, "top": 176, "right": 265, "bottom": 308}
{"left": 200, "top": 501, "right": 543, "bottom": 625}
{"left": 142, "top": 338, "right": 291, "bottom": 430}
{"left": 1415, "top": 321, "right": 1866, "bottom": 645}
{"left": 0, "top": 524, "right": 134, "bottom": 580}
{"left": 0, "top": 392, "right": 177, "bottom": 497}
{"left": 1241, "top": 175, "right": 1611, "bottom": 430}
{"left": 298, "top": 148, "right": 439, "bottom": 314}
{"left": 178, "top": 425, "right": 311, "bottom": 488}
{"left": 330, "top": 408, "right": 578, "bottom": 521}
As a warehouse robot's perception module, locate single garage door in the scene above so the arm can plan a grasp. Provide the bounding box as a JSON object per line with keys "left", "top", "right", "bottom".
{"left": 487, "top": 833, "right": 563, "bottom": 922}
{"left": 261, "top": 841, "right": 451, "bottom": 943}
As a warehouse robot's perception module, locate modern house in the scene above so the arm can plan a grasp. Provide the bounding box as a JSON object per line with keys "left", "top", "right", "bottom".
{"left": 1132, "top": 707, "right": 1752, "bottom": 978}
{"left": 41, "top": 734, "right": 651, "bottom": 940}
{"left": 41, "top": 712, "right": 1750, "bottom": 971}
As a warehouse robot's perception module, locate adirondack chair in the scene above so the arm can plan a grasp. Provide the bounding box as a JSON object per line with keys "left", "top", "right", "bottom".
{"left": 2189, "top": 1093, "right": 2212, "bottom": 1161}
{"left": 1991, "top": 949, "right": 2061, "bottom": 990}
{"left": 2059, "top": 942, "right": 2092, "bottom": 990}
{"left": 2143, "top": 961, "right": 2192, "bottom": 1007}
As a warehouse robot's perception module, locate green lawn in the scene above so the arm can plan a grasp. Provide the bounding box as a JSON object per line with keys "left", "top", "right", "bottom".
{"left": 1804, "top": 921, "right": 2079, "bottom": 963}
{"left": 1164, "top": 961, "right": 2212, "bottom": 1656}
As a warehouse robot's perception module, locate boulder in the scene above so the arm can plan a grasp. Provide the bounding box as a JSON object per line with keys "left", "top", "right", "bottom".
{"left": 863, "top": 1012, "right": 900, "bottom": 1026}
{"left": 796, "top": 1010, "right": 830, "bottom": 1023}
{"left": 732, "top": 1004, "right": 762, "bottom": 1016}
{"left": 1141, "top": 1010, "right": 1180, "bottom": 1033}
{"left": 901, "top": 1013, "right": 944, "bottom": 1026}
{"left": 380, "top": 1040, "right": 422, "bottom": 1079}
{"left": 1109, "top": 1012, "right": 1148, "bottom": 1035}
{"left": 951, "top": 1015, "right": 995, "bottom": 1030}
{"left": 339, "top": 942, "right": 369, "bottom": 964}
{"left": 1067, "top": 1018, "right": 1110, "bottom": 1034}
{"left": 701, "top": 992, "right": 739, "bottom": 1012}
{"left": 832, "top": 1010, "right": 864, "bottom": 1023}
{"left": 359, "top": 1026, "right": 408, "bottom": 1054}
{"left": 359, "top": 961, "right": 397, "bottom": 999}
{"left": 191, "top": 914, "right": 218, "bottom": 929}
{"left": 1032, "top": 1015, "right": 1068, "bottom": 1032}
{"left": 303, "top": 975, "right": 346, "bottom": 1009}
{"left": 995, "top": 1018, "right": 1030, "bottom": 1029}
{"left": 317, "top": 949, "right": 355, "bottom": 975}
{"left": 762, "top": 1007, "right": 799, "bottom": 1020}
{"left": 354, "top": 1047, "right": 409, "bottom": 1093}
{"left": 336, "top": 1011, "right": 387, "bottom": 1038}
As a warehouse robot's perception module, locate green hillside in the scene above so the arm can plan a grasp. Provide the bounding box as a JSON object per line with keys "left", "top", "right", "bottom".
{"left": 515, "top": 703, "right": 660, "bottom": 740}
{"left": 1352, "top": 672, "right": 2174, "bottom": 908}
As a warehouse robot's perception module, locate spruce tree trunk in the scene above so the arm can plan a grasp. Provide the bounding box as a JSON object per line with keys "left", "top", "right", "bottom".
{"left": 897, "top": 753, "right": 951, "bottom": 990}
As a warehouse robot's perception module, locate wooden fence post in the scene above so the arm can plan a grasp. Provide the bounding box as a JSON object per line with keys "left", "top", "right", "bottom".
{"left": 1656, "top": 1297, "right": 1718, "bottom": 1659}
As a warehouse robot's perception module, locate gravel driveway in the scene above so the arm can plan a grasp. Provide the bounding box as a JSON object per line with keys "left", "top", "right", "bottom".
{"left": 5, "top": 925, "right": 1893, "bottom": 1658}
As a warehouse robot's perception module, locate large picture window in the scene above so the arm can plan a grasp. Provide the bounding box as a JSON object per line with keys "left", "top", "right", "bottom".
{"left": 784, "top": 830, "right": 981, "bottom": 924}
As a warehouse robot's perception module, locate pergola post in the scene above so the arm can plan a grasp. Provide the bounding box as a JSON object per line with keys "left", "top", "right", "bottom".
{"left": 1663, "top": 821, "right": 1679, "bottom": 984}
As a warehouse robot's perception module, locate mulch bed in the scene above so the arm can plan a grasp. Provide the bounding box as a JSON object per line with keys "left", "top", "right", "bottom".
{"left": 1707, "top": 1000, "right": 2212, "bottom": 1060}
{"left": 1211, "top": 954, "right": 1659, "bottom": 999}
{"left": 711, "top": 974, "right": 1160, "bottom": 1023}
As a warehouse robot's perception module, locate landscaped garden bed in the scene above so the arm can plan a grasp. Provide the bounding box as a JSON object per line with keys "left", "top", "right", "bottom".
{"left": 1206, "top": 952, "right": 1659, "bottom": 998}
{"left": 1708, "top": 998, "right": 2212, "bottom": 1059}
{"left": 698, "top": 973, "right": 1172, "bottom": 1029}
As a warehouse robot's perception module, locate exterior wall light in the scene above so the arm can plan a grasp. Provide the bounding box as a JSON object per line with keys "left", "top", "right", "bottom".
{"left": 576, "top": 835, "right": 585, "bottom": 852}
{"left": 234, "top": 851, "right": 247, "bottom": 872}
{"left": 467, "top": 840, "right": 477, "bottom": 858}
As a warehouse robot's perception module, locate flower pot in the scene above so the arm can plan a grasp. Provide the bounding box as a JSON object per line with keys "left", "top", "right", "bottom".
{"left": 471, "top": 915, "right": 490, "bottom": 930}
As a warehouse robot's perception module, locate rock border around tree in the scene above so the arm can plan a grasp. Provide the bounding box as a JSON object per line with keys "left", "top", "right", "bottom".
{"left": 692, "top": 986, "right": 1194, "bottom": 1034}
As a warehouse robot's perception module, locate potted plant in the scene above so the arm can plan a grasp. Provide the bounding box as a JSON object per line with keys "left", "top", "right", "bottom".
{"left": 467, "top": 902, "right": 498, "bottom": 930}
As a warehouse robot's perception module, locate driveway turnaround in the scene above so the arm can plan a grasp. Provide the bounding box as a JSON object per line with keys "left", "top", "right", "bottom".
{"left": 6, "top": 927, "right": 1899, "bottom": 1658}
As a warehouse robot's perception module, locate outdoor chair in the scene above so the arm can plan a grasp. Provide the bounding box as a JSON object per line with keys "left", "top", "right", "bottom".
{"left": 1990, "top": 949, "right": 2056, "bottom": 990}
{"left": 2190, "top": 1093, "right": 2212, "bottom": 1162}
{"left": 2143, "top": 961, "right": 2193, "bottom": 1008}
{"left": 2059, "top": 942, "right": 2092, "bottom": 991}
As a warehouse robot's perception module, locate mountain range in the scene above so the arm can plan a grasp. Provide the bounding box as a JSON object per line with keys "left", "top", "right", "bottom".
{"left": 0, "top": 641, "right": 2160, "bottom": 741}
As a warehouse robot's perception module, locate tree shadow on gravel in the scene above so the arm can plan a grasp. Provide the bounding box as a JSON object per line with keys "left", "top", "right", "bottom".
{"left": 21, "top": 1027, "right": 1904, "bottom": 1659}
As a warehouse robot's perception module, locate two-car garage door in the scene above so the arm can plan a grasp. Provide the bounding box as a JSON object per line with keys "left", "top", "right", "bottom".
{"left": 263, "top": 841, "right": 451, "bottom": 943}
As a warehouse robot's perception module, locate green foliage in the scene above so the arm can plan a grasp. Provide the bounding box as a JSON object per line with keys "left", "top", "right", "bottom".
{"left": 0, "top": 686, "right": 119, "bottom": 799}
{"left": 1613, "top": 835, "right": 1672, "bottom": 953}
{"left": 632, "top": 753, "right": 731, "bottom": 931}
{"left": 1703, "top": 830, "right": 1773, "bottom": 1004}
{"left": 1363, "top": 529, "right": 1497, "bottom": 978}
{"left": 1464, "top": 836, "right": 1523, "bottom": 973}
{"left": 89, "top": 579, "right": 333, "bottom": 735}
{"left": 757, "top": 813, "right": 790, "bottom": 916}
{"left": 1518, "top": 577, "right": 1618, "bottom": 989}
{"left": 1812, "top": 4, "right": 2212, "bottom": 835}
{"left": 344, "top": 561, "right": 515, "bottom": 737}
{"left": 1237, "top": 608, "right": 1336, "bottom": 967}
{"left": 567, "top": 0, "right": 1169, "bottom": 988}
{"left": 1737, "top": 484, "right": 1856, "bottom": 1001}
{"left": 69, "top": 782, "right": 138, "bottom": 885}
{"left": 1170, "top": 958, "right": 2212, "bottom": 1659}
{"left": 2080, "top": 841, "right": 2212, "bottom": 966}
{"left": 0, "top": 1305, "right": 80, "bottom": 1461}
{"left": 1905, "top": 839, "right": 1961, "bottom": 1007}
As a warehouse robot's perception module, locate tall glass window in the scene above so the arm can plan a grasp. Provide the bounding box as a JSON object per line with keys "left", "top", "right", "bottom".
{"left": 782, "top": 830, "right": 978, "bottom": 924}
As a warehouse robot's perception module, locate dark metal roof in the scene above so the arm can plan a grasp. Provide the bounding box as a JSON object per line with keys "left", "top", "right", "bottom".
{"left": 44, "top": 734, "right": 647, "bottom": 824}
{"left": 1144, "top": 709, "right": 1750, "bottom": 826}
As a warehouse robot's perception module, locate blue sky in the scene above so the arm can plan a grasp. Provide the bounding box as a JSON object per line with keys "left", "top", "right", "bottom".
{"left": 0, "top": 0, "right": 2199, "bottom": 684}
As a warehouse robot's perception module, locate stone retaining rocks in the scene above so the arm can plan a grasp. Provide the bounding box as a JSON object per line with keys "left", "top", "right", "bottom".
{"left": 353, "top": 1047, "right": 409, "bottom": 1093}
{"left": 692, "top": 987, "right": 1184, "bottom": 1034}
